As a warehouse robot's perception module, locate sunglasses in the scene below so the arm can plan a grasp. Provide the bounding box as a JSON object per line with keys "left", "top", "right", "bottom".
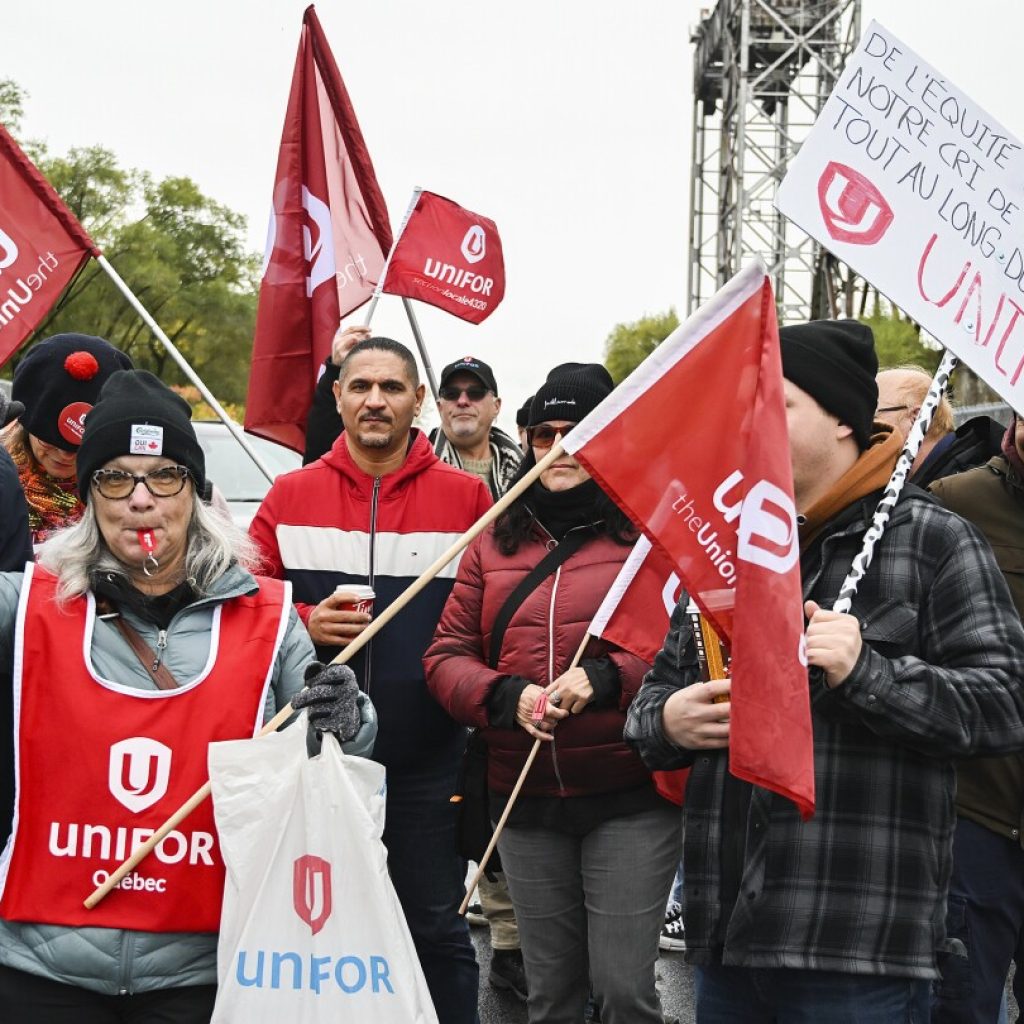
{"left": 91, "top": 466, "right": 191, "bottom": 500}
{"left": 439, "top": 385, "right": 491, "bottom": 402}
{"left": 526, "top": 423, "right": 576, "bottom": 449}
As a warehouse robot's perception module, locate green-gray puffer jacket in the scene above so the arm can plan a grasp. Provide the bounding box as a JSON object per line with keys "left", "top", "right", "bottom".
{"left": 0, "top": 563, "right": 313, "bottom": 995}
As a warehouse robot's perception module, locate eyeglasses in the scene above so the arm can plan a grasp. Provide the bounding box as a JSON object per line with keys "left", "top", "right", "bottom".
{"left": 439, "top": 385, "right": 491, "bottom": 402}
{"left": 526, "top": 423, "right": 576, "bottom": 449}
{"left": 876, "top": 405, "right": 910, "bottom": 414}
{"left": 91, "top": 466, "right": 191, "bottom": 499}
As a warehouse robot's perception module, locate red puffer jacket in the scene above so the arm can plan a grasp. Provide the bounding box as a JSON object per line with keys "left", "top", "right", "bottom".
{"left": 425, "top": 522, "right": 654, "bottom": 797}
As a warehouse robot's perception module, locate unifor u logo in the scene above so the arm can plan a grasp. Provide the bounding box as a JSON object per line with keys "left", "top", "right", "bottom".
{"left": 817, "top": 161, "right": 894, "bottom": 246}
{"left": 108, "top": 737, "right": 172, "bottom": 813}
{"left": 293, "top": 854, "right": 333, "bottom": 935}
{"left": 301, "top": 187, "right": 337, "bottom": 297}
{"left": 0, "top": 225, "right": 19, "bottom": 274}
{"left": 460, "top": 224, "right": 486, "bottom": 264}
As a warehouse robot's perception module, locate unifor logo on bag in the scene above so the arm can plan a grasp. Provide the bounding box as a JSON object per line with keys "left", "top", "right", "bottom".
{"left": 108, "top": 737, "right": 171, "bottom": 812}
{"left": 293, "top": 854, "right": 332, "bottom": 935}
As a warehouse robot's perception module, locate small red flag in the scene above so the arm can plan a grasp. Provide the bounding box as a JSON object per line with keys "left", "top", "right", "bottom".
{"left": 564, "top": 263, "right": 814, "bottom": 818}
{"left": 381, "top": 190, "right": 505, "bottom": 325}
{"left": 0, "top": 124, "right": 99, "bottom": 367}
{"left": 246, "top": 5, "right": 393, "bottom": 451}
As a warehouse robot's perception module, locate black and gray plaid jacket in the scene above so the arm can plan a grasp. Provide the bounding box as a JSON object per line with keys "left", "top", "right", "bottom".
{"left": 625, "top": 487, "right": 1024, "bottom": 979}
{"left": 429, "top": 425, "right": 522, "bottom": 500}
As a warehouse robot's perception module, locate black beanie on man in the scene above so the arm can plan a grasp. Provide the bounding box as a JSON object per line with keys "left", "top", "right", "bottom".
{"left": 76, "top": 370, "right": 206, "bottom": 501}
{"left": 779, "top": 319, "right": 879, "bottom": 451}
{"left": 12, "top": 333, "right": 133, "bottom": 451}
{"left": 529, "top": 363, "right": 613, "bottom": 426}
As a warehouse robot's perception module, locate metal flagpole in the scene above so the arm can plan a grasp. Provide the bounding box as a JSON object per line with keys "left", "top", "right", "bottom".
{"left": 831, "top": 348, "right": 959, "bottom": 613}
{"left": 94, "top": 255, "right": 276, "bottom": 483}
{"left": 363, "top": 186, "right": 422, "bottom": 328}
{"left": 402, "top": 297, "right": 440, "bottom": 403}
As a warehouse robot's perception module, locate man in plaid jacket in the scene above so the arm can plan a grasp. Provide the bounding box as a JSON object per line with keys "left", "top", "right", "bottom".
{"left": 625, "top": 320, "right": 1024, "bottom": 1023}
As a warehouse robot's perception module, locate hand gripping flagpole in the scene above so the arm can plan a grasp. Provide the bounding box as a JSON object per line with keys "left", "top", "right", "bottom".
{"left": 831, "top": 349, "right": 959, "bottom": 614}
{"left": 459, "top": 631, "right": 591, "bottom": 916}
{"left": 84, "top": 443, "right": 567, "bottom": 910}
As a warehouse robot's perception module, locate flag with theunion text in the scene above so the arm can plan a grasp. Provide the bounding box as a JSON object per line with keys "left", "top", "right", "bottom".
{"left": 563, "top": 263, "right": 814, "bottom": 818}
{"left": 0, "top": 123, "right": 99, "bottom": 367}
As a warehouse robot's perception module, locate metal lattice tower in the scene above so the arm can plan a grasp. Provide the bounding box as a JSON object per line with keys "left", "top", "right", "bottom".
{"left": 688, "top": 0, "right": 863, "bottom": 322}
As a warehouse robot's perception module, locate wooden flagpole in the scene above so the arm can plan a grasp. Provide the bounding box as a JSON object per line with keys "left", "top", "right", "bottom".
{"left": 84, "top": 444, "right": 564, "bottom": 909}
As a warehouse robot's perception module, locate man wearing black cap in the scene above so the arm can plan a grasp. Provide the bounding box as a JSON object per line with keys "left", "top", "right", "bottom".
{"left": 430, "top": 356, "right": 521, "bottom": 500}
{"left": 626, "top": 319, "right": 1024, "bottom": 1021}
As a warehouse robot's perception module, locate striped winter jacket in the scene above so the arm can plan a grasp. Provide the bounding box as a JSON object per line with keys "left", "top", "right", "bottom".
{"left": 250, "top": 428, "right": 492, "bottom": 770}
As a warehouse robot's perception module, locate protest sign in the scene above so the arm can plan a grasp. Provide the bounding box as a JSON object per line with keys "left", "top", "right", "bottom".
{"left": 776, "top": 21, "right": 1024, "bottom": 408}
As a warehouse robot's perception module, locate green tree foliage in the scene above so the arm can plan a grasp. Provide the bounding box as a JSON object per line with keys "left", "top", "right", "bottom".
{"left": 603, "top": 309, "right": 680, "bottom": 383}
{"left": 2, "top": 79, "right": 259, "bottom": 406}
{"left": 861, "top": 297, "right": 941, "bottom": 373}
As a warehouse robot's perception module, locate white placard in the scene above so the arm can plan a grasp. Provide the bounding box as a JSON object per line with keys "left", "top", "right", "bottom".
{"left": 775, "top": 21, "right": 1024, "bottom": 409}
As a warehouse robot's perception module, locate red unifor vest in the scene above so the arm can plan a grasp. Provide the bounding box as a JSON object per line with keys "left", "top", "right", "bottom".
{"left": 0, "top": 564, "right": 291, "bottom": 932}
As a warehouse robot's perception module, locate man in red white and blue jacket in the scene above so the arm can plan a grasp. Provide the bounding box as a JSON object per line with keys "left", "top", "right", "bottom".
{"left": 251, "top": 338, "right": 491, "bottom": 1024}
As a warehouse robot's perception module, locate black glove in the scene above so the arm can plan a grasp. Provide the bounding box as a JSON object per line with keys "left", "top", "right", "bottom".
{"left": 0, "top": 392, "right": 24, "bottom": 428}
{"left": 293, "top": 661, "right": 361, "bottom": 740}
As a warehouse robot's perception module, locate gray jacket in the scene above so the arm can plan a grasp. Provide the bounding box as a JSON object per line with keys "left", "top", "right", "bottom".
{"left": 0, "top": 563, "right": 314, "bottom": 995}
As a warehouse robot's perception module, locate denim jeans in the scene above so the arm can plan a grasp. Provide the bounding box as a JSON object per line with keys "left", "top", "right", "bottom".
{"left": 384, "top": 757, "right": 480, "bottom": 1024}
{"left": 933, "top": 816, "right": 1024, "bottom": 1024}
{"left": 498, "top": 804, "right": 679, "bottom": 1024}
{"left": 695, "top": 964, "right": 931, "bottom": 1023}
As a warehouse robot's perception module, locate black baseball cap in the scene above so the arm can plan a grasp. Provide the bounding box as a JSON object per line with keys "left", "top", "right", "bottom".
{"left": 439, "top": 356, "right": 498, "bottom": 396}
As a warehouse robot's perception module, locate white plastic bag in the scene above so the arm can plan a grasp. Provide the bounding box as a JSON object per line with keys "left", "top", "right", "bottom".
{"left": 208, "top": 719, "right": 438, "bottom": 1023}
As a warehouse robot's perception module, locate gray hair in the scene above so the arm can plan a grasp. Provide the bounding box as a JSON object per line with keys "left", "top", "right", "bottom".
{"left": 39, "top": 494, "right": 261, "bottom": 604}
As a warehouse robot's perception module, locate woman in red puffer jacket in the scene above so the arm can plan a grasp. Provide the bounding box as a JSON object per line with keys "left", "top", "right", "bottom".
{"left": 425, "top": 364, "right": 679, "bottom": 1024}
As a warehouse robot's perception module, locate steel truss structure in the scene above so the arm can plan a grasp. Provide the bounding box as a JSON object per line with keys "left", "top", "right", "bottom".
{"left": 688, "top": 0, "right": 863, "bottom": 322}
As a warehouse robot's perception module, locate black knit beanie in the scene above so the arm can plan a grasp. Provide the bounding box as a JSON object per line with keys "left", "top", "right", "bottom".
{"left": 529, "top": 363, "right": 613, "bottom": 426}
{"left": 515, "top": 396, "right": 534, "bottom": 429}
{"left": 12, "top": 333, "right": 134, "bottom": 451}
{"left": 779, "top": 319, "right": 879, "bottom": 450}
{"left": 76, "top": 370, "right": 206, "bottom": 501}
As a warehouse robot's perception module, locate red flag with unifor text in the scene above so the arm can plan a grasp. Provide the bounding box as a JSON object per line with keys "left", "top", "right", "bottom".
{"left": 563, "top": 262, "right": 814, "bottom": 818}
{"left": 246, "top": 4, "right": 393, "bottom": 451}
{"left": 0, "top": 123, "right": 99, "bottom": 367}
{"left": 381, "top": 190, "right": 504, "bottom": 325}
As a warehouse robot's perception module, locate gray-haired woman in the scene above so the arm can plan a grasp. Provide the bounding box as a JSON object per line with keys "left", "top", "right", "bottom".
{"left": 0, "top": 370, "right": 375, "bottom": 1023}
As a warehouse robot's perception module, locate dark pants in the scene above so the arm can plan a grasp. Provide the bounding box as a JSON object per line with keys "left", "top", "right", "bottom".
{"left": 695, "top": 964, "right": 931, "bottom": 1023}
{"left": 0, "top": 966, "right": 215, "bottom": 1024}
{"left": 384, "top": 757, "right": 480, "bottom": 1024}
{"left": 933, "top": 816, "right": 1024, "bottom": 1023}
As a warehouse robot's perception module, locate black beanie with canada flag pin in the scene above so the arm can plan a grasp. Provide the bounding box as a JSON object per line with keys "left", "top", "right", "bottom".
{"left": 76, "top": 370, "right": 206, "bottom": 502}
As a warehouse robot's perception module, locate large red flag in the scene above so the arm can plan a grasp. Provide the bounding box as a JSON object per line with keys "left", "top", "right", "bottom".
{"left": 381, "top": 190, "right": 504, "bottom": 325}
{"left": 563, "top": 262, "right": 814, "bottom": 818}
{"left": 246, "top": 5, "right": 392, "bottom": 451}
{"left": 0, "top": 124, "right": 99, "bottom": 367}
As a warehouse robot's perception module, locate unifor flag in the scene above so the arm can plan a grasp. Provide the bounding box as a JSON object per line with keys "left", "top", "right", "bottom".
{"left": 563, "top": 261, "right": 814, "bottom": 818}
{"left": 0, "top": 123, "right": 99, "bottom": 366}
{"left": 246, "top": 4, "right": 393, "bottom": 451}
{"left": 381, "top": 190, "right": 504, "bottom": 325}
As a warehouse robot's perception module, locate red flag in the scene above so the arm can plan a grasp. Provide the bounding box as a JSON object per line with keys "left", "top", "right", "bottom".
{"left": 0, "top": 124, "right": 99, "bottom": 367}
{"left": 246, "top": 5, "right": 392, "bottom": 451}
{"left": 563, "top": 263, "right": 814, "bottom": 818}
{"left": 381, "top": 190, "right": 505, "bottom": 325}
{"left": 590, "top": 535, "right": 681, "bottom": 664}
{"left": 589, "top": 534, "right": 690, "bottom": 805}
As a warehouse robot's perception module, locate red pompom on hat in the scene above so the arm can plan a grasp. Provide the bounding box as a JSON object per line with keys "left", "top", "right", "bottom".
{"left": 64, "top": 351, "right": 101, "bottom": 381}
{"left": 12, "top": 333, "right": 133, "bottom": 452}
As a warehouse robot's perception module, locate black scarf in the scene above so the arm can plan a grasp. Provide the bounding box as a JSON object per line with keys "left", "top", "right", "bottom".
{"left": 526, "top": 477, "right": 604, "bottom": 540}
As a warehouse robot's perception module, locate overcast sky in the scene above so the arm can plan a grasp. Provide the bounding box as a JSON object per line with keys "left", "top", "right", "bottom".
{"left": 6, "top": 1, "right": 1021, "bottom": 433}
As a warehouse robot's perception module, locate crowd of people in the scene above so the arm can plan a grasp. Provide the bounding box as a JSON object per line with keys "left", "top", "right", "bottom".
{"left": 0, "top": 318, "right": 1023, "bottom": 1024}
